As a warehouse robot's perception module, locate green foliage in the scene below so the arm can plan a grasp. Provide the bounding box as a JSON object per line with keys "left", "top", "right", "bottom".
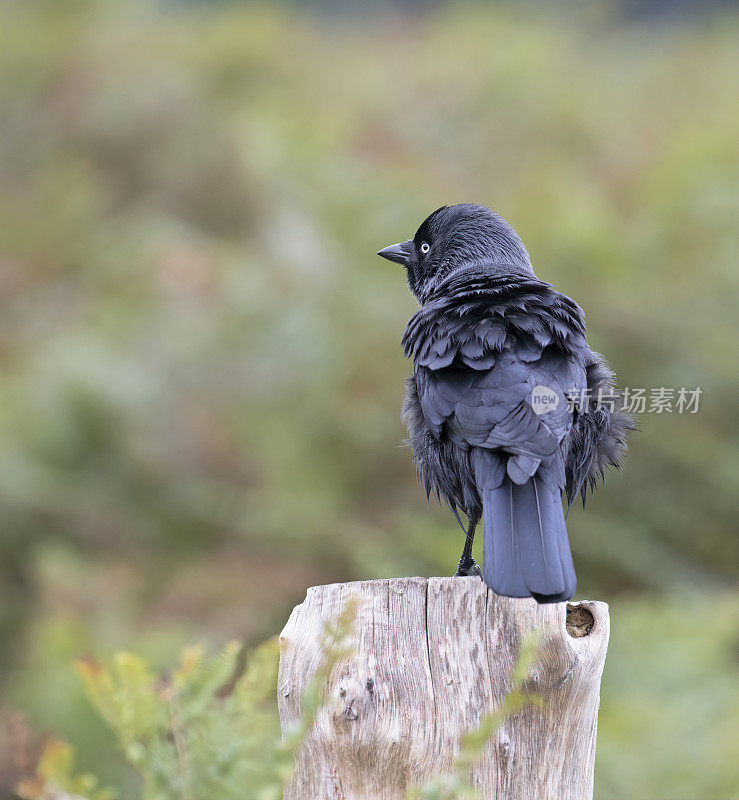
{"left": 0, "top": 2, "right": 737, "bottom": 799}
{"left": 595, "top": 593, "right": 739, "bottom": 800}
{"left": 74, "top": 641, "right": 280, "bottom": 800}
{"left": 0, "top": 0, "right": 736, "bottom": 641}
{"left": 65, "top": 600, "right": 356, "bottom": 800}
{"left": 17, "top": 738, "right": 116, "bottom": 800}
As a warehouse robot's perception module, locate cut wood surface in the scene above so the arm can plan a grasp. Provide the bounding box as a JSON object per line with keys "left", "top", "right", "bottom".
{"left": 278, "top": 577, "right": 609, "bottom": 800}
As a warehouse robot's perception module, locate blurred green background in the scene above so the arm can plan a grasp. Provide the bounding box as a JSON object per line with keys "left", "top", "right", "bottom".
{"left": 1, "top": 0, "right": 738, "bottom": 798}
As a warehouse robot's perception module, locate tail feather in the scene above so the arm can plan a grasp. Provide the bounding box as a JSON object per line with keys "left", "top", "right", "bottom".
{"left": 482, "top": 474, "right": 576, "bottom": 603}
{"left": 483, "top": 480, "right": 527, "bottom": 597}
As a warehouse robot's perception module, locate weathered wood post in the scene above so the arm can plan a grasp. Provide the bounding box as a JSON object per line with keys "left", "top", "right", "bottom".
{"left": 278, "top": 577, "right": 609, "bottom": 800}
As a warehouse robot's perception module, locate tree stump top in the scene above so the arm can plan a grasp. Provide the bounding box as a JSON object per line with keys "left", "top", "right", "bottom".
{"left": 279, "top": 577, "right": 609, "bottom": 800}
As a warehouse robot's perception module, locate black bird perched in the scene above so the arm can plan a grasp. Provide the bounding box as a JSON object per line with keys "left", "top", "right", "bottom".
{"left": 378, "top": 204, "right": 631, "bottom": 602}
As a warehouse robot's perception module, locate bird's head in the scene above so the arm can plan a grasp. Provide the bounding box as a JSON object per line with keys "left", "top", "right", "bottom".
{"left": 377, "top": 203, "right": 534, "bottom": 302}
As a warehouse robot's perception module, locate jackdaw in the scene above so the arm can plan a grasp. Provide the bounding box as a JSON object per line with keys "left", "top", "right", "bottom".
{"left": 378, "top": 204, "right": 631, "bottom": 602}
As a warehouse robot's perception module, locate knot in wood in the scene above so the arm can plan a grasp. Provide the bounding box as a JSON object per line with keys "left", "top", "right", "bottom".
{"left": 566, "top": 604, "right": 595, "bottom": 637}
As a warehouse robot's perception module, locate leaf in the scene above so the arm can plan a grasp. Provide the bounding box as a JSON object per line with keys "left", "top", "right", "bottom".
{"left": 17, "top": 738, "right": 116, "bottom": 800}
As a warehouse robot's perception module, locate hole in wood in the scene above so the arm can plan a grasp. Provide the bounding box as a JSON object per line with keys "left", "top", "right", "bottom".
{"left": 566, "top": 604, "right": 595, "bottom": 637}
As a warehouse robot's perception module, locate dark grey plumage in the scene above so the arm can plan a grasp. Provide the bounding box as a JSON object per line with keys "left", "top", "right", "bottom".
{"left": 380, "top": 204, "right": 631, "bottom": 603}
{"left": 564, "top": 356, "right": 632, "bottom": 507}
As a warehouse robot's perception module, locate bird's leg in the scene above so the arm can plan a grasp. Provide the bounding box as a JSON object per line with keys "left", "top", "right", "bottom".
{"left": 455, "top": 519, "right": 482, "bottom": 578}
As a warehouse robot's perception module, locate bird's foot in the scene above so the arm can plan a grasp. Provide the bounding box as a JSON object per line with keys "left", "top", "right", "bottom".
{"left": 454, "top": 556, "right": 483, "bottom": 578}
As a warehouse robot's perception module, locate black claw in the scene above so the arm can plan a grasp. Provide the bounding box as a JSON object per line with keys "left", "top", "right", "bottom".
{"left": 455, "top": 557, "right": 483, "bottom": 578}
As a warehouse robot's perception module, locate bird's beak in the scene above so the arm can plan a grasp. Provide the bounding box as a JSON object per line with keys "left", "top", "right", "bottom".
{"left": 377, "top": 240, "right": 412, "bottom": 266}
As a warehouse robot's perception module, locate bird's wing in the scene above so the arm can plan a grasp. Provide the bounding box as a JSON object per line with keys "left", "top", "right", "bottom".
{"left": 406, "top": 274, "right": 588, "bottom": 488}
{"left": 416, "top": 348, "right": 583, "bottom": 486}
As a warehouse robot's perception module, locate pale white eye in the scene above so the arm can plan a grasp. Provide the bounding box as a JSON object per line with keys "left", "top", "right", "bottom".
{"left": 420, "top": 242, "right": 430, "bottom": 254}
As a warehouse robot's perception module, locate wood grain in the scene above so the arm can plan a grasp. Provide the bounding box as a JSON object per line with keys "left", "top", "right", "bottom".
{"left": 278, "top": 577, "right": 609, "bottom": 800}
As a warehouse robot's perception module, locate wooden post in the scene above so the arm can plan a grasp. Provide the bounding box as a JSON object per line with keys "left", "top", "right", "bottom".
{"left": 278, "top": 577, "right": 609, "bottom": 800}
